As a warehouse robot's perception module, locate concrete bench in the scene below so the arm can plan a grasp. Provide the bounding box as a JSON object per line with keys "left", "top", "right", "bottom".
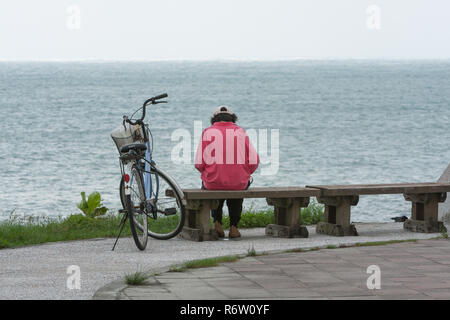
{"left": 306, "top": 182, "right": 450, "bottom": 236}
{"left": 166, "top": 165, "right": 450, "bottom": 241}
{"left": 167, "top": 187, "right": 321, "bottom": 241}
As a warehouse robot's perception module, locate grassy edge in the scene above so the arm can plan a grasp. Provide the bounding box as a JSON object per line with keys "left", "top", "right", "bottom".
{"left": 283, "top": 238, "right": 421, "bottom": 253}
{"left": 169, "top": 255, "right": 241, "bottom": 273}
{"left": 0, "top": 201, "right": 325, "bottom": 249}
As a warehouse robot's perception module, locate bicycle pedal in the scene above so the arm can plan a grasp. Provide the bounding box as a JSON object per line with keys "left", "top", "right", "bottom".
{"left": 164, "top": 208, "right": 177, "bottom": 216}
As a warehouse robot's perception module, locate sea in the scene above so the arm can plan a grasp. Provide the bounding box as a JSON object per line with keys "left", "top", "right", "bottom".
{"left": 1, "top": 60, "right": 449, "bottom": 223}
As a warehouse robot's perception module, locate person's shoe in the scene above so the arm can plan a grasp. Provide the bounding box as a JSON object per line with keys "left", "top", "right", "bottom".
{"left": 229, "top": 225, "right": 241, "bottom": 239}
{"left": 214, "top": 221, "right": 225, "bottom": 238}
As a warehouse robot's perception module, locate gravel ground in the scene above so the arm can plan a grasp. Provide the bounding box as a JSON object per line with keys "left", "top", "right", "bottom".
{"left": 0, "top": 222, "right": 443, "bottom": 300}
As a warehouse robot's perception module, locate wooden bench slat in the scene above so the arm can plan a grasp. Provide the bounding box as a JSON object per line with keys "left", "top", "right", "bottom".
{"left": 178, "top": 187, "right": 321, "bottom": 200}
{"left": 306, "top": 183, "right": 450, "bottom": 197}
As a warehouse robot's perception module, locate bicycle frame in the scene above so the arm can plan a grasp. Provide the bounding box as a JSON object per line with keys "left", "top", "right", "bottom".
{"left": 143, "top": 132, "right": 158, "bottom": 200}
{"left": 121, "top": 126, "right": 158, "bottom": 207}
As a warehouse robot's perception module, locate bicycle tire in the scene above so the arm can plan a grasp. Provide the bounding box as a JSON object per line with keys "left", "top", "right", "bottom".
{"left": 119, "top": 176, "right": 126, "bottom": 210}
{"left": 146, "top": 167, "right": 186, "bottom": 240}
{"left": 126, "top": 165, "right": 148, "bottom": 250}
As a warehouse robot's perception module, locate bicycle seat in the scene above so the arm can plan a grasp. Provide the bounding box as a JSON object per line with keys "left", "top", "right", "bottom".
{"left": 120, "top": 142, "right": 147, "bottom": 153}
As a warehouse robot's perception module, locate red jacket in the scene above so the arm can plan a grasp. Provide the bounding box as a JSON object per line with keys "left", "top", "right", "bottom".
{"left": 195, "top": 122, "right": 259, "bottom": 190}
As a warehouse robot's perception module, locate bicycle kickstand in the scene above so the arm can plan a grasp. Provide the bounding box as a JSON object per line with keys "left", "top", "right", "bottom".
{"left": 112, "top": 211, "right": 128, "bottom": 251}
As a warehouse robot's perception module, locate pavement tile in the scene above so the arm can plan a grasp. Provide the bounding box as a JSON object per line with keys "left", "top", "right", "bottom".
{"left": 252, "top": 278, "right": 304, "bottom": 290}
{"left": 332, "top": 271, "right": 368, "bottom": 282}
{"left": 384, "top": 257, "right": 436, "bottom": 264}
{"left": 278, "top": 265, "right": 322, "bottom": 273}
{"left": 189, "top": 266, "right": 233, "bottom": 274}
{"left": 161, "top": 279, "right": 207, "bottom": 287}
{"left": 156, "top": 272, "right": 199, "bottom": 279}
{"left": 168, "top": 286, "right": 229, "bottom": 300}
{"left": 374, "top": 288, "right": 422, "bottom": 296}
{"left": 125, "top": 292, "right": 180, "bottom": 300}
{"left": 257, "top": 258, "right": 312, "bottom": 265}
{"left": 404, "top": 281, "right": 450, "bottom": 290}
{"left": 204, "top": 278, "right": 261, "bottom": 289}
{"left": 433, "top": 260, "right": 450, "bottom": 265}
{"left": 425, "top": 272, "right": 450, "bottom": 278}
{"left": 313, "top": 285, "right": 373, "bottom": 297}
{"left": 217, "top": 287, "right": 274, "bottom": 299}
{"left": 406, "top": 264, "right": 450, "bottom": 272}
{"left": 422, "top": 289, "right": 450, "bottom": 299}
{"left": 314, "top": 264, "right": 365, "bottom": 273}
{"left": 229, "top": 266, "right": 280, "bottom": 273}
{"left": 375, "top": 294, "right": 433, "bottom": 300}
{"left": 329, "top": 295, "right": 382, "bottom": 300}
{"left": 269, "top": 288, "right": 323, "bottom": 298}
{"left": 297, "top": 277, "right": 347, "bottom": 287}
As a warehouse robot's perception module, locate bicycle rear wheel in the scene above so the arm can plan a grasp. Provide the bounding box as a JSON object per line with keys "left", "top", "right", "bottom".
{"left": 126, "top": 165, "right": 148, "bottom": 250}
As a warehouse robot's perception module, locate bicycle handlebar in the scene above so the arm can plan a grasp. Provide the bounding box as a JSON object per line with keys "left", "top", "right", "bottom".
{"left": 141, "top": 93, "right": 168, "bottom": 121}
{"left": 123, "top": 93, "right": 168, "bottom": 140}
{"left": 152, "top": 93, "right": 168, "bottom": 101}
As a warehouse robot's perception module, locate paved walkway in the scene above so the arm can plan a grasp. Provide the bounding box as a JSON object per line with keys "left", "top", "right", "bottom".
{"left": 0, "top": 223, "right": 445, "bottom": 299}
{"left": 102, "top": 238, "right": 450, "bottom": 300}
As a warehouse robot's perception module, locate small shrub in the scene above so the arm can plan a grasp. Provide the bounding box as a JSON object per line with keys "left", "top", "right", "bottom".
{"left": 125, "top": 271, "right": 149, "bottom": 285}
{"left": 301, "top": 200, "right": 324, "bottom": 225}
{"left": 77, "top": 192, "right": 108, "bottom": 218}
{"left": 247, "top": 245, "right": 257, "bottom": 257}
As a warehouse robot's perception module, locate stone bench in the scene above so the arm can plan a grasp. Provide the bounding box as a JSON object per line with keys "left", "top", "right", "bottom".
{"left": 305, "top": 182, "right": 450, "bottom": 236}
{"left": 167, "top": 187, "right": 321, "bottom": 241}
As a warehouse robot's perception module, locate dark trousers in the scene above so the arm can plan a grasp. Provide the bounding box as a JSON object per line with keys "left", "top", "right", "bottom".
{"left": 212, "top": 198, "right": 243, "bottom": 227}
{"left": 201, "top": 181, "right": 250, "bottom": 227}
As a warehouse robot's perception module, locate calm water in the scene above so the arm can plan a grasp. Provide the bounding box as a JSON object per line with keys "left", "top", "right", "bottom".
{"left": 1, "top": 61, "right": 449, "bottom": 222}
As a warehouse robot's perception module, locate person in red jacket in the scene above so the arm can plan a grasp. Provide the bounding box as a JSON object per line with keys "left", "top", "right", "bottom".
{"left": 195, "top": 106, "right": 260, "bottom": 238}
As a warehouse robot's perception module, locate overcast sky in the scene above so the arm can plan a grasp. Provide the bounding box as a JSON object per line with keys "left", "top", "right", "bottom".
{"left": 1, "top": 0, "right": 449, "bottom": 61}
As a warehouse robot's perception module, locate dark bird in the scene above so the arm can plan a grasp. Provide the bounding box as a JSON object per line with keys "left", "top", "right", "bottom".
{"left": 391, "top": 216, "right": 408, "bottom": 222}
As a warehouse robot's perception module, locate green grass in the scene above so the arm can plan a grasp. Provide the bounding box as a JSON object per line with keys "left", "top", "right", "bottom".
{"left": 169, "top": 255, "right": 240, "bottom": 272}
{"left": 0, "top": 201, "right": 324, "bottom": 249}
{"left": 284, "top": 239, "right": 420, "bottom": 254}
{"left": 0, "top": 214, "right": 133, "bottom": 249}
{"left": 247, "top": 246, "right": 257, "bottom": 257}
{"left": 352, "top": 239, "right": 417, "bottom": 247}
{"left": 300, "top": 200, "right": 324, "bottom": 225}
{"left": 125, "top": 271, "right": 149, "bottom": 285}
{"left": 284, "top": 248, "right": 306, "bottom": 253}
{"left": 220, "top": 209, "right": 275, "bottom": 229}
{"left": 218, "top": 200, "right": 324, "bottom": 229}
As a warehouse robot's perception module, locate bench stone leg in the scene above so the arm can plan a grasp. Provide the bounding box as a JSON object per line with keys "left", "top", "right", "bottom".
{"left": 265, "top": 197, "right": 309, "bottom": 238}
{"left": 403, "top": 193, "right": 447, "bottom": 233}
{"left": 316, "top": 196, "right": 359, "bottom": 236}
{"left": 178, "top": 200, "right": 220, "bottom": 241}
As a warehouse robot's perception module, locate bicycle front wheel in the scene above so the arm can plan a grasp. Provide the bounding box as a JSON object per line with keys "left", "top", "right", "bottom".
{"left": 126, "top": 165, "right": 148, "bottom": 250}
{"left": 146, "top": 167, "right": 185, "bottom": 240}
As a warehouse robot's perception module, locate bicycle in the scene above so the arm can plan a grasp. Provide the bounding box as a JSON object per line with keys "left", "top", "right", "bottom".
{"left": 111, "top": 93, "right": 185, "bottom": 250}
